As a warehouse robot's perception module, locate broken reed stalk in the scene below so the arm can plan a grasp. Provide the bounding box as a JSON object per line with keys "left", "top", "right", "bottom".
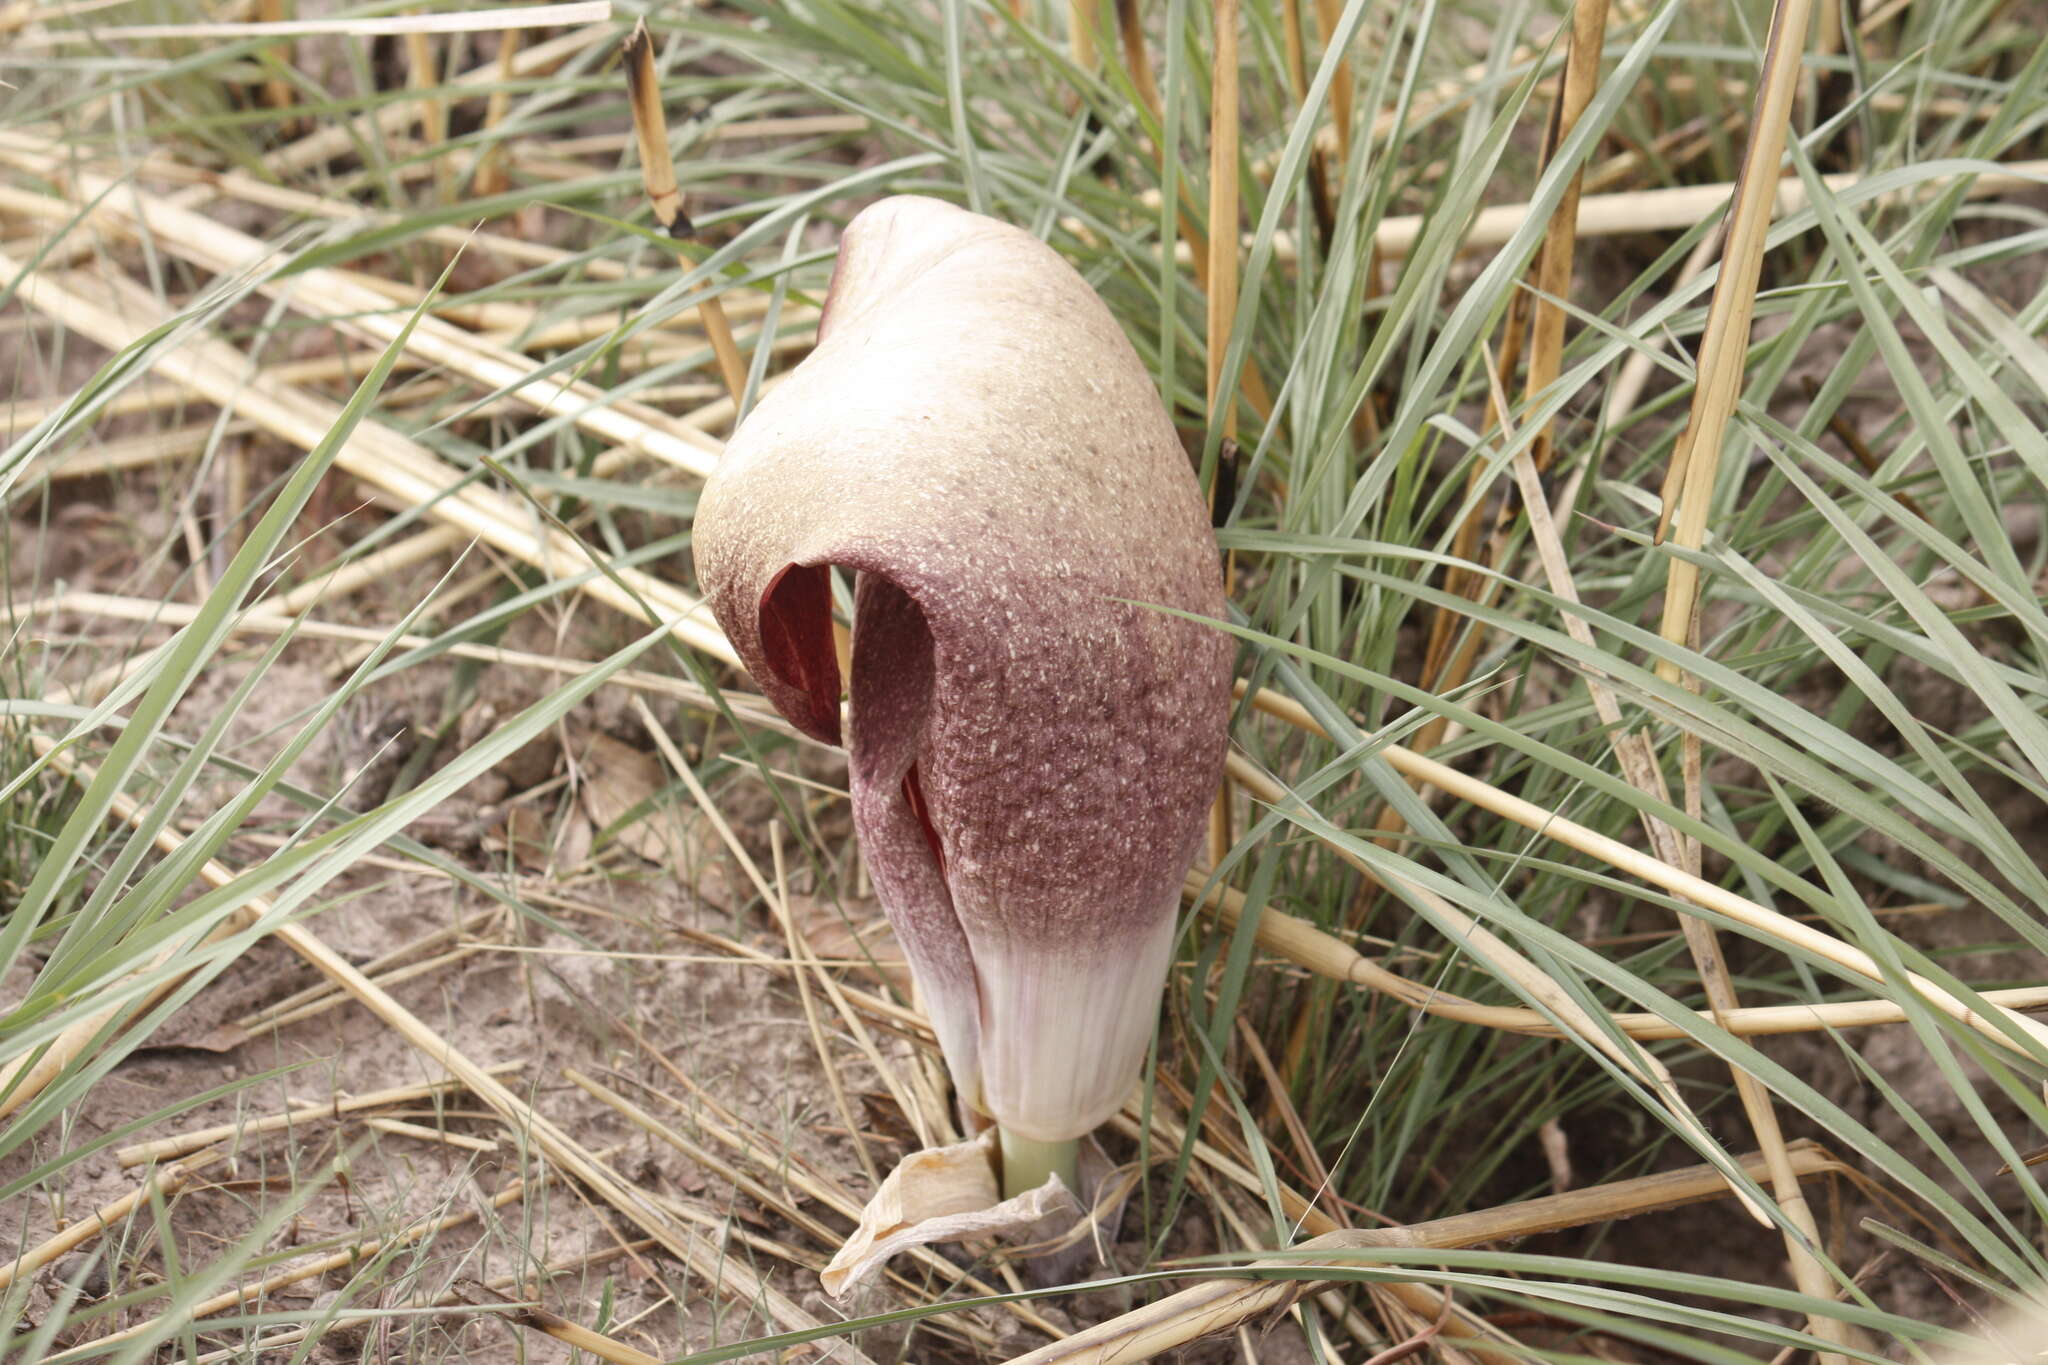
{"left": 24, "top": 2, "right": 608, "bottom": 41}
{"left": 1110, "top": 2, "right": 1276, "bottom": 422}
{"left": 1308, "top": 0, "right": 1355, "bottom": 166}
{"left": 484, "top": 1290, "right": 661, "bottom": 1365}
{"left": 1006, "top": 1144, "right": 1846, "bottom": 1365}
{"left": 1636, "top": 5, "right": 1848, "bottom": 1349}
{"left": 1515, "top": 0, "right": 1607, "bottom": 483}
{"left": 256, "top": 0, "right": 293, "bottom": 118}
{"left": 1107, "top": 156, "right": 2048, "bottom": 266}
{"left": 1069, "top": 0, "right": 1099, "bottom": 68}
{"left": 472, "top": 24, "right": 524, "bottom": 198}
{"left": 1274, "top": 0, "right": 1323, "bottom": 225}
{"left": 115, "top": 1065, "right": 524, "bottom": 1167}
{"left": 13, "top": 419, "right": 255, "bottom": 483}
{"left": 1202, "top": 0, "right": 1241, "bottom": 910}
{"left": 623, "top": 18, "right": 750, "bottom": 413}
{"left": 1654, "top": 0, "right": 1816, "bottom": 631}
{"left": 364, "top": 1115, "right": 497, "bottom": 1151}
{"left": 1113, "top": 0, "right": 1161, "bottom": 115}
{"left": 0, "top": 1150, "right": 222, "bottom": 1292}
{"left": 403, "top": 24, "right": 450, "bottom": 200}
{"left": 1205, "top": 0, "right": 1242, "bottom": 453}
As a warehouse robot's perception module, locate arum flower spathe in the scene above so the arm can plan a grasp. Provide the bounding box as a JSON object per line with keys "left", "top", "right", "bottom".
{"left": 695, "top": 196, "right": 1232, "bottom": 1144}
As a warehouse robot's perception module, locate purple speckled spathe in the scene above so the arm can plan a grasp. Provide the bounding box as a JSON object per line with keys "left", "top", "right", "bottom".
{"left": 694, "top": 196, "right": 1233, "bottom": 1141}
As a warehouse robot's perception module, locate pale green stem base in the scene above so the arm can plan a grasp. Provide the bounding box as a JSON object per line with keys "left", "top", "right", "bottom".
{"left": 999, "top": 1127, "right": 1080, "bottom": 1200}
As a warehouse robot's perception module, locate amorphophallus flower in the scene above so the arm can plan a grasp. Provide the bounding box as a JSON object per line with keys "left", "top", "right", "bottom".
{"left": 695, "top": 195, "right": 1231, "bottom": 1198}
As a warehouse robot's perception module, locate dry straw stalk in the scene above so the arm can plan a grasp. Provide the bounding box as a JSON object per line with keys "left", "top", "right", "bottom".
{"left": 1113, "top": 155, "right": 2048, "bottom": 264}
{"left": 623, "top": 17, "right": 751, "bottom": 411}
{"left": 1184, "top": 869, "right": 2048, "bottom": 1038}
{"left": 1004, "top": 1143, "right": 1845, "bottom": 1364}
{"left": 16, "top": 1, "right": 609, "bottom": 41}
{"left": 115, "top": 1064, "right": 524, "bottom": 1167}
{"left": 0, "top": 1150, "right": 222, "bottom": 1293}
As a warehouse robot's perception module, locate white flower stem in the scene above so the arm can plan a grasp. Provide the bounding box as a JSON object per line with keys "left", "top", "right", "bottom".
{"left": 999, "top": 1126, "right": 1079, "bottom": 1200}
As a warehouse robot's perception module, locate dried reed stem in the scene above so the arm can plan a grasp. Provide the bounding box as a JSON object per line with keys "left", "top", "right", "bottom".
{"left": 1111, "top": 0, "right": 1276, "bottom": 421}
{"left": 490, "top": 1292, "right": 662, "bottom": 1365}
{"left": 364, "top": 1115, "right": 497, "bottom": 1151}
{"left": 1653, "top": 0, "right": 1817, "bottom": 622}
{"left": 25, "top": 2, "right": 607, "bottom": 40}
{"left": 1006, "top": 1144, "right": 1845, "bottom": 1364}
{"left": 1309, "top": 0, "right": 1354, "bottom": 164}
{"left": 1108, "top": 156, "right": 2048, "bottom": 264}
{"left": 12, "top": 419, "right": 254, "bottom": 482}
{"left": 1113, "top": 0, "right": 1162, "bottom": 115}
{"left": 1205, "top": 0, "right": 1241, "bottom": 446}
{"left": 116, "top": 1065, "right": 522, "bottom": 1167}
{"left": 624, "top": 18, "right": 750, "bottom": 412}
{"left": 1068, "top": 0, "right": 1099, "bottom": 69}
{"left": 255, "top": 0, "right": 293, "bottom": 117}
{"left": 472, "top": 25, "right": 524, "bottom": 197}
{"left": 1204, "top": 0, "right": 1242, "bottom": 874}
{"left": 0, "top": 1150, "right": 222, "bottom": 1292}
{"left": 403, "top": 23, "right": 449, "bottom": 199}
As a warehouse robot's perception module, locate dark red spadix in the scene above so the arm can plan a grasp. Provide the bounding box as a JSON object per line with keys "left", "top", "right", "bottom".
{"left": 694, "top": 196, "right": 1232, "bottom": 1141}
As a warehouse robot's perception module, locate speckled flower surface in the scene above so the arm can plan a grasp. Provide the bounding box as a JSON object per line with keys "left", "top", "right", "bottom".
{"left": 694, "top": 196, "right": 1232, "bottom": 1141}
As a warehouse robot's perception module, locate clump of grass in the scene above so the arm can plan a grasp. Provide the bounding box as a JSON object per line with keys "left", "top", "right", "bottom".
{"left": 5, "top": 0, "right": 2048, "bottom": 1360}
